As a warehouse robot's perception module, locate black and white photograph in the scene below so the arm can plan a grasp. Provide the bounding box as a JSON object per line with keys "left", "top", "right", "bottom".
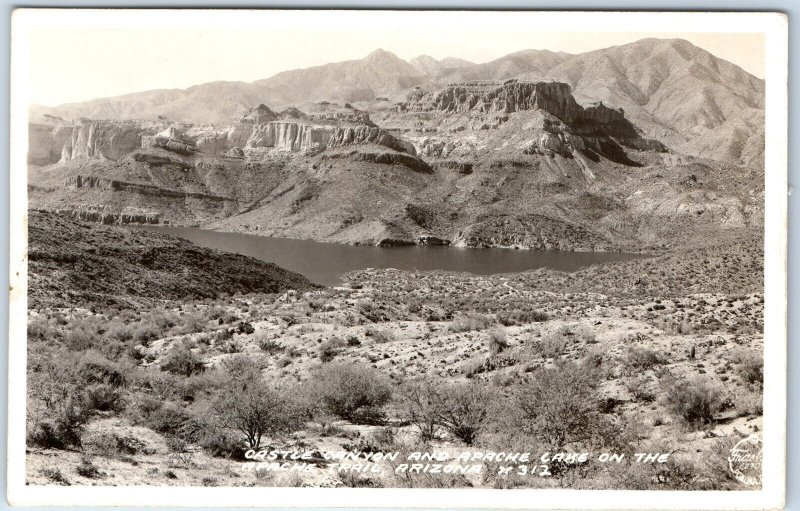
{"left": 6, "top": 9, "right": 788, "bottom": 509}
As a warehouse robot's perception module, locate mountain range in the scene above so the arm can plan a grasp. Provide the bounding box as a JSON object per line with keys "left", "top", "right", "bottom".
{"left": 31, "top": 38, "right": 764, "bottom": 167}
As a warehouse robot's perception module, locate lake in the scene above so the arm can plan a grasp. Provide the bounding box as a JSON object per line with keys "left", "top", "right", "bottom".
{"left": 139, "top": 226, "right": 647, "bottom": 286}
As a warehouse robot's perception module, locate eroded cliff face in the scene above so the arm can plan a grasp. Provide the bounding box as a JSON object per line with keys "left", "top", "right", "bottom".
{"left": 28, "top": 123, "right": 74, "bottom": 165}
{"left": 60, "top": 120, "right": 149, "bottom": 162}
{"left": 31, "top": 100, "right": 418, "bottom": 167}
{"left": 401, "top": 80, "right": 665, "bottom": 160}
{"left": 243, "top": 122, "right": 416, "bottom": 155}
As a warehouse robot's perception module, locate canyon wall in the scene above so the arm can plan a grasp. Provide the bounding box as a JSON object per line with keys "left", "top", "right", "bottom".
{"left": 60, "top": 121, "right": 148, "bottom": 162}
{"left": 243, "top": 122, "right": 416, "bottom": 155}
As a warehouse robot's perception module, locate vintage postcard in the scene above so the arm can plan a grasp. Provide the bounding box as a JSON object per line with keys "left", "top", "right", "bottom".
{"left": 7, "top": 9, "right": 787, "bottom": 509}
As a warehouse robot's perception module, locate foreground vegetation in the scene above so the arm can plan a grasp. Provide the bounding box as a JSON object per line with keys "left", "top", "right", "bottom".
{"left": 26, "top": 222, "right": 763, "bottom": 489}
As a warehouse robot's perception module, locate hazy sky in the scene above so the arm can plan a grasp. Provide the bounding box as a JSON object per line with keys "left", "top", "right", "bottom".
{"left": 17, "top": 10, "right": 765, "bottom": 107}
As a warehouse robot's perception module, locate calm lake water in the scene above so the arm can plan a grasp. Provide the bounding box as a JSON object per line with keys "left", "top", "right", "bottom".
{"left": 139, "top": 226, "right": 647, "bottom": 286}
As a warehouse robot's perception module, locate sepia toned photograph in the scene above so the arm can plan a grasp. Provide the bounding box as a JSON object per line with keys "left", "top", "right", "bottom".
{"left": 6, "top": 9, "right": 788, "bottom": 509}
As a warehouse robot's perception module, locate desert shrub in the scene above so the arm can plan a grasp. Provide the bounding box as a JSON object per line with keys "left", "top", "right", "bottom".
{"left": 626, "top": 347, "right": 667, "bottom": 372}
{"left": 40, "top": 467, "right": 70, "bottom": 485}
{"left": 535, "top": 335, "right": 567, "bottom": 359}
{"left": 512, "top": 361, "right": 604, "bottom": 450}
{"left": 735, "top": 390, "right": 763, "bottom": 417}
{"left": 135, "top": 398, "right": 201, "bottom": 442}
{"left": 734, "top": 349, "right": 763, "bottom": 388}
{"left": 220, "top": 339, "right": 241, "bottom": 354}
{"left": 198, "top": 429, "right": 249, "bottom": 460}
{"left": 449, "top": 312, "right": 493, "bottom": 333}
{"left": 366, "top": 327, "right": 395, "bottom": 344}
{"left": 497, "top": 310, "right": 549, "bottom": 326}
{"left": 338, "top": 471, "right": 384, "bottom": 488}
{"left": 258, "top": 337, "right": 283, "bottom": 354}
{"left": 209, "top": 355, "right": 303, "bottom": 449}
{"left": 160, "top": 343, "right": 205, "bottom": 377}
{"left": 305, "top": 363, "right": 392, "bottom": 424}
{"left": 80, "top": 430, "right": 148, "bottom": 456}
{"left": 63, "top": 316, "right": 107, "bottom": 351}
{"left": 133, "top": 322, "right": 161, "bottom": 345}
{"left": 174, "top": 312, "right": 208, "bottom": 335}
{"left": 436, "top": 383, "right": 491, "bottom": 445}
{"left": 319, "top": 336, "right": 347, "bottom": 362}
{"left": 27, "top": 391, "right": 91, "bottom": 449}
{"left": 662, "top": 374, "right": 724, "bottom": 426}
{"left": 236, "top": 321, "right": 255, "bottom": 335}
{"left": 398, "top": 379, "right": 445, "bottom": 441}
{"left": 487, "top": 326, "right": 509, "bottom": 356}
{"left": 76, "top": 457, "right": 104, "bottom": 479}
{"left": 82, "top": 383, "right": 125, "bottom": 413}
{"left": 76, "top": 350, "right": 129, "bottom": 388}
{"left": 27, "top": 352, "right": 94, "bottom": 449}
{"left": 625, "top": 375, "right": 656, "bottom": 403}
{"left": 104, "top": 320, "right": 134, "bottom": 344}
{"left": 398, "top": 379, "right": 490, "bottom": 445}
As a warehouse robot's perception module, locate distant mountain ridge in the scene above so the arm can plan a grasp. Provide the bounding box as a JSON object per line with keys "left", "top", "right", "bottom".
{"left": 30, "top": 39, "right": 764, "bottom": 166}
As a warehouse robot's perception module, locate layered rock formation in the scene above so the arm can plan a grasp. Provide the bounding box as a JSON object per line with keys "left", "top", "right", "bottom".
{"left": 52, "top": 207, "right": 160, "bottom": 225}
{"left": 60, "top": 120, "right": 149, "bottom": 162}
{"left": 65, "top": 175, "right": 230, "bottom": 202}
{"left": 401, "top": 80, "right": 665, "bottom": 159}
{"left": 243, "top": 122, "right": 416, "bottom": 155}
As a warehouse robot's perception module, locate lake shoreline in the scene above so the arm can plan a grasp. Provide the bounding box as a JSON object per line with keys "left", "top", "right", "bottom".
{"left": 132, "top": 224, "right": 651, "bottom": 287}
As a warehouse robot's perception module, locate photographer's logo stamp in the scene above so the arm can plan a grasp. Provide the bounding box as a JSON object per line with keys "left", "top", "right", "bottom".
{"left": 728, "top": 435, "right": 762, "bottom": 486}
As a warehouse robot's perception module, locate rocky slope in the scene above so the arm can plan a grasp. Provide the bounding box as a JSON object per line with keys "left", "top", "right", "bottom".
{"left": 28, "top": 76, "right": 762, "bottom": 251}
{"left": 30, "top": 39, "right": 764, "bottom": 166}
{"left": 27, "top": 210, "right": 319, "bottom": 309}
{"left": 541, "top": 39, "right": 765, "bottom": 168}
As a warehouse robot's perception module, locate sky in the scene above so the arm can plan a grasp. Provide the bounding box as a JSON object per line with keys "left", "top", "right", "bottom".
{"left": 16, "top": 10, "right": 766, "bottom": 107}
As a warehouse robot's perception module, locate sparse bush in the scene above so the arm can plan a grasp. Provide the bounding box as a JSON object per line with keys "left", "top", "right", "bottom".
{"left": 513, "top": 361, "right": 603, "bottom": 450}
{"left": 735, "top": 390, "right": 764, "bottom": 417}
{"left": 487, "top": 327, "right": 509, "bottom": 356}
{"left": 437, "top": 383, "right": 491, "bottom": 445}
{"left": 497, "top": 310, "right": 549, "bottom": 326}
{"left": 663, "top": 374, "right": 724, "bottom": 426}
{"left": 625, "top": 375, "right": 656, "bottom": 403}
{"left": 399, "top": 379, "right": 490, "bottom": 445}
{"left": 319, "top": 336, "right": 347, "bottom": 362}
{"left": 305, "top": 363, "right": 392, "bottom": 424}
{"left": 82, "top": 383, "right": 125, "bottom": 413}
{"left": 160, "top": 344, "right": 205, "bottom": 377}
{"left": 41, "top": 467, "right": 70, "bottom": 485}
{"left": 76, "top": 457, "right": 103, "bottom": 479}
{"left": 398, "top": 379, "right": 445, "bottom": 441}
{"left": 258, "top": 338, "right": 283, "bottom": 354}
{"left": 366, "top": 327, "right": 395, "bottom": 344}
{"left": 338, "top": 471, "right": 384, "bottom": 488}
{"left": 626, "top": 347, "right": 667, "bottom": 372}
{"left": 734, "top": 349, "right": 763, "bottom": 388}
{"left": 535, "top": 335, "right": 567, "bottom": 359}
{"left": 449, "top": 312, "right": 493, "bottom": 333}
{"left": 236, "top": 321, "right": 255, "bottom": 335}
{"left": 210, "top": 355, "right": 303, "bottom": 449}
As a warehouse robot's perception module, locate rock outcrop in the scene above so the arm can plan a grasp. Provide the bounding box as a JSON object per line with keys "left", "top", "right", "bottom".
{"left": 243, "top": 122, "right": 416, "bottom": 155}
{"left": 65, "top": 174, "right": 230, "bottom": 202}
{"left": 28, "top": 123, "right": 73, "bottom": 165}
{"left": 60, "top": 120, "right": 148, "bottom": 162}
{"left": 321, "top": 150, "right": 431, "bottom": 173}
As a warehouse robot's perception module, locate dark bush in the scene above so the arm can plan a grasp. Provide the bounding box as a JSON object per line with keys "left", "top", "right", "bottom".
{"left": 306, "top": 363, "right": 392, "bottom": 423}
{"left": 160, "top": 344, "right": 205, "bottom": 377}
{"left": 663, "top": 374, "right": 723, "bottom": 426}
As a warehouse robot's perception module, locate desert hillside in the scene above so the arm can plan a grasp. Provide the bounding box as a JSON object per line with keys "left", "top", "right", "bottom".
{"left": 30, "top": 39, "right": 764, "bottom": 167}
